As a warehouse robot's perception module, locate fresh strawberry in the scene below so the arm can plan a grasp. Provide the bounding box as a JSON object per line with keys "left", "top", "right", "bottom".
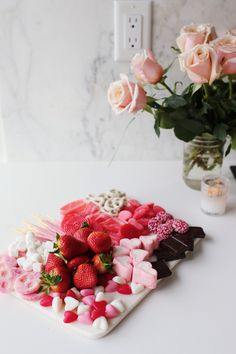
{"left": 40, "top": 266, "right": 71, "bottom": 293}
{"left": 92, "top": 253, "right": 113, "bottom": 274}
{"left": 73, "top": 222, "right": 92, "bottom": 243}
{"left": 54, "top": 234, "right": 88, "bottom": 260}
{"left": 119, "top": 223, "right": 140, "bottom": 239}
{"left": 87, "top": 231, "right": 112, "bottom": 253}
{"left": 73, "top": 264, "right": 97, "bottom": 289}
{"left": 67, "top": 255, "right": 89, "bottom": 272}
{"left": 45, "top": 253, "right": 65, "bottom": 272}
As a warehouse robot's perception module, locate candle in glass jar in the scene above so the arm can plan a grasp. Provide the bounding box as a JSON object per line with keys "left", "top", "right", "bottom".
{"left": 201, "top": 175, "right": 229, "bottom": 215}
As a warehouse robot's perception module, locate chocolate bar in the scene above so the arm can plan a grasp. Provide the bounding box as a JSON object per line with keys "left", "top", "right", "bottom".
{"left": 152, "top": 260, "right": 172, "bottom": 279}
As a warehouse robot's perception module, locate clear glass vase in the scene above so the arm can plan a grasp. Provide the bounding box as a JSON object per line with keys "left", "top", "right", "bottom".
{"left": 183, "top": 135, "right": 225, "bottom": 190}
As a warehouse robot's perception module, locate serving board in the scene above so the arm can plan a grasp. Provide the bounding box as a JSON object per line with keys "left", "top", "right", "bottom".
{"left": 12, "top": 238, "right": 201, "bottom": 339}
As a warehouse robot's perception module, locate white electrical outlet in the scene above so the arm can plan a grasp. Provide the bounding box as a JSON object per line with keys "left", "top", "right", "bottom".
{"left": 114, "top": 0, "right": 152, "bottom": 62}
{"left": 125, "top": 14, "right": 142, "bottom": 49}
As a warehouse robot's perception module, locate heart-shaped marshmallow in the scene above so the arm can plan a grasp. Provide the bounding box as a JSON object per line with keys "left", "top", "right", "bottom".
{"left": 52, "top": 296, "right": 64, "bottom": 313}
{"left": 92, "top": 316, "right": 109, "bottom": 331}
{"left": 120, "top": 238, "right": 142, "bottom": 251}
{"left": 139, "top": 235, "right": 159, "bottom": 255}
{"left": 77, "top": 311, "right": 92, "bottom": 325}
{"left": 64, "top": 296, "right": 79, "bottom": 311}
{"left": 130, "top": 249, "right": 149, "bottom": 265}
{"left": 82, "top": 295, "right": 95, "bottom": 306}
{"left": 95, "top": 291, "right": 110, "bottom": 302}
{"left": 105, "top": 280, "right": 119, "bottom": 293}
{"left": 132, "top": 261, "right": 157, "bottom": 289}
{"left": 105, "top": 304, "right": 120, "bottom": 319}
{"left": 113, "top": 256, "right": 133, "bottom": 282}
{"left": 112, "top": 276, "right": 126, "bottom": 284}
{"left": 110, "top": 299, "right": 125, "bottom": 313}
{"left": 77, "top": 303, "right": 90, "bottom": 315}
{"left": 94, "top": 286, "right": 105, "bottom": 296}
{"left": 130, "top": 282, "right": 144, "bottom": 294}
{"left": 113, "top": 246, "right": 130, "bottom": 257}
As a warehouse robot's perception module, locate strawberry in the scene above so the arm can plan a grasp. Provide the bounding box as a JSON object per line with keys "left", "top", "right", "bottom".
{"left": 119, "top": 223, "right": 140, "bottom": 239}
{"left": 73, "top": 222, "right": 92, "bottom": 243}
{"left": 67, "top": 255, "right": 89, "bottom": 272}
{"left": 97, "top": 273, "right": 114, "bottom": 287}
{"left": 40, "top": 266, "right": 71, "bottom": 293}
{"left": 54, "top": 234, "right": 88, "bottom": 260}
{"left": 92, "top": 253, "right": 113, "bottom": 274}
{"left": 73, "top": 264, "right": 97, "bottom": 289}
{"left": 87, "top": 231, "right": 112, "bottom": 253}
{"left": 45, "top": 253, "right": 65, "bottom": 272}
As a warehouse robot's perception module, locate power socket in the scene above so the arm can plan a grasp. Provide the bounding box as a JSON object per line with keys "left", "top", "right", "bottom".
{"left": 125, "top": 14, "right": 142, "bottom": 49}
{"left": 114, "top": 0, "right": 152, "bottom": 62}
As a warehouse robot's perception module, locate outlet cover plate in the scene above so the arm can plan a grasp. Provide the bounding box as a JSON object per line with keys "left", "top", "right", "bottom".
{"left": 114, "top": 0, "right": 152, "bottom": 62}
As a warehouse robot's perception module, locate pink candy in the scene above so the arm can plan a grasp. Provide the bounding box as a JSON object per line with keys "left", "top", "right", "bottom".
{"left": 120, "top": 238, "right": 142, "bottom": 251}
{"left": 105, "top": 304, "right": 120, "bottom": 319}
{"left": 130, "top": 249, "right": 149, "bottom": 265}
{"left": 139, "top": 235, "right": 159, "bottom": 255}
{"left": 148, "top": 211, "right": 173, "bottom": 233}
{"left": 77, "top": 311, "right": 93, "bottom": 325}
{"left": 80, "top": 289, "right": 94, "bottom": 297}
{"left": 105, "top": 280, "right": 119, "bottom": 293}
{"left": 14, "top": 272, "right": 41, "bottom": 295}
{"left": 113, "top": 256, "right": 133, "bottom": 282}
{"left": 82, "top": 295, "right": 95, "bottom": 306}
{"left": 132, "top": 261, "right": 157, "bottom": 289}
{"left": 172, "top": 219, "right": 189, "bottom": 234}
{"left": 118, "top": 210, "right": 132, "bottom": 221}
{"left": 155, "top": 223, "right": 173, "bottom": 241}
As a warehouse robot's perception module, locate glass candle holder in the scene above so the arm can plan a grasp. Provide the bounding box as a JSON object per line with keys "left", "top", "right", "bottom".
{"left": 201, "top": 175, "right": 229, "bottom": 215}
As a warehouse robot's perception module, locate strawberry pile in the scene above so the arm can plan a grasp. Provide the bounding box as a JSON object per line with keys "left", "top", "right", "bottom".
{"left": 40, "top": 227, "right": 113, "bottom": 294}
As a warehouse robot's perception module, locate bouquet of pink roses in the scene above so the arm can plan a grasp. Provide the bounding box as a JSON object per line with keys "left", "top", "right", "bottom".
{"left": 107, "top": 23, "right": 236, "bottom": 152}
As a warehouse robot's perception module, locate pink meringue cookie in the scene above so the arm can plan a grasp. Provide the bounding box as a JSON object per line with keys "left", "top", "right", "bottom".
{"left": 132, "top": 261, "right": 157, "bottom": 289}
{"left": 113, "top": 256, "right": 133, "bottom": 282}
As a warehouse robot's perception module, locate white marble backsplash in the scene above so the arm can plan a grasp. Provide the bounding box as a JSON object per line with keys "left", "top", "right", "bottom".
{"left": 0, "top": 0, "right": 235, "bottom": 161}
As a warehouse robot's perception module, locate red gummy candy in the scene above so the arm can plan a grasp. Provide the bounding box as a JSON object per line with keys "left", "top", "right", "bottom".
{"left": 92, "top": 301, "right": 107, "bottom": 311}
{"left": 117, "top": 283, "right": 132, "bottom": 295}
{"left": 91, "top": 308, "right": 105, "bottom": 321}
{"left": 66, "top": 289, "right": 78, "bottom": 300}
{"left": 119, "top": 223, "right": 140, "bottom": 239}
{"left": 40, "top": 294, "right": 53, "bottom": 307}
{"left": 63, "top": 311, "right": 78, "bottom": 323}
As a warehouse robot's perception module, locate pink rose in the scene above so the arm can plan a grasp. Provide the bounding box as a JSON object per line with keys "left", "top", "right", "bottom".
{"left": 211, "top": 35, "right": 236, "bottom": 75}
{"left": 176, "top": 23, "right": 217, "bottom": 52}
{"left": 179, "top": 44, "right": 221, "bottom": 84}
{"left": 131, "top": 49, "right": 164, "bottom": 84}
{"left": 107, "top": 74, "right": 147, "bottom": 114}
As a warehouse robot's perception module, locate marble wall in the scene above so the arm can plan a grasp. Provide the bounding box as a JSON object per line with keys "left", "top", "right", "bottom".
{"left": 0, "top": 0, "right": 235, "bottom": 162}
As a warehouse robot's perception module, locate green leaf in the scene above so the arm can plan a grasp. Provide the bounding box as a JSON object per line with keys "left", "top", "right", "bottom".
{"left": 81, "top": 221, "right": 90, "bottom": 229}
{"left": 213, "top": 124, "right": 228, "bottom": 141}
{"left": 171, "top": 46, "right": 181, "bottom": 54}
{"left": 192, "top": 83, "right": 202, "bottom": 95}
{"left": 154, "top": 116, "right": 160, "bottom": 137}
{"left": 174, "top": 120, "right": 204, "bottom": 142}
{"left": 164, "top": 95, "right": 187, "bottom": 109}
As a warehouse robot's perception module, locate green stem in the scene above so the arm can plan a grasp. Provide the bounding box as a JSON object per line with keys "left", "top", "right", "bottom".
{"left": 160, "top": 81, "right": 174, "bottom": 95}
{"left": 229, "top": 76, "right": 233, "bottom": 99}
{"left": 203, "top": 84, "right": 209, "bottom": 100}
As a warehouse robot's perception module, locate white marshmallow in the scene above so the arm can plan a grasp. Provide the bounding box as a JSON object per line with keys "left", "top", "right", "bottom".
{"left": 8, "top": 243, "right": 18, "bottom": 258}
{"left": 22, "top": 259, "right": 33, "bottom": 271}
{"left": 52, "top": 296, "right": 64, "bottom": 313}
{"left": 130, "top": 282, "right": 144, "bottom": 294}
{"left": 92, "top": 316, "right": 108, "bottom": 331}
{"left": 70, "top": 287, "right": 81, "bottom": 299}
{"left": 94, "top": 286, "right": 105, "bottom": 296}
{"left": 112, "top": 276, "right": 126, "bottom": 284}
{"left": 30, "top": 253, "right": 42, "bottom": 263}
{"left": 25, "top": 231, "right": 36, "bottom": 244}
{"left": 17, "top": 257, "right": 26, "bottom": 268}
{"left": 64, "top": 296, "right": 79, "bottom": 311}
{"left": 44, "top": 241, "right": 54, "bottom": 252}
{"left": 77, "top": 303, "right": 90, "bottom": 315}
{"left": 95, "top": 292, "right": 108, "bottom": 302}
{"left": 110, "top": 300, "right": 125, "bottom": 313}
{"left": 32, "top": 262, "right": 42, "bottom": 272}
{"left": 17, "top": 240, "right": 27, "bottom": 252}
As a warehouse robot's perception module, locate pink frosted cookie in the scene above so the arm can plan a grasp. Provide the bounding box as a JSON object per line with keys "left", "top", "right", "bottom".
{"left": 130, "top": 249, "right": 149, "bottom": 265}
{"left": 120, "top": 238, "right": 142, "bottom": 251}
{"left": 113, "top": 256, "right": 133, "bottom": 282}
{"left": 132, "top": 261, "right": 157, "bottom": 289}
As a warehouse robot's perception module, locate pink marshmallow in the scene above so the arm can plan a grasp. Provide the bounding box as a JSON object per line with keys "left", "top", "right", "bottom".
{"left": 130, "top": 249, "right": 149, "bottom": 265}
{"left": 118, "top": 210, "right": 132, "bottom": 221}
{"left": 77, "top": 311, "right": 93, "bottom": 325}
{"left": 80, "top": 289, "right": 94, "bottom": 297}
{"left": 113, "top": 256, "right": 133, "bottom": 282}
{"left": 139, "top": 235, "right": 159, "bottom": 255}
{"left": 105, "top": 304, "right": 120, "bottom": 319}
{"left": 120, "top": 238, "right": 142, "bottom": 251}
{"left": 105, "top": 280, "right": 119, "bottom": 293}
{"left": 82, "top": 295, "right": 95, "bottom": 306}
{"left": 113, "top": 245, "right": 130, "bottom": 257}
{"left": 132, "top": 261, "right": 157, "bottom": 289}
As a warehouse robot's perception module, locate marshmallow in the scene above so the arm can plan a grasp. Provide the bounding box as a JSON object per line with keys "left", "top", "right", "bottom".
{"left": 77, "top": 303, "right": 90, "bottom": 315}
{"left": 17, "top": 257, "right": 26, "bottom": 268}
{"left": 64, "top": 296, "right": 79, "bottom": 311}
{"left": 112, "top": 276, "right": 126, "bottom": 284}
{"left": 52, "top": 296, "right": 64, "bottom": 313}
{"left": 92, "top": 316, "right": 108, "bottom": 331}
{"left": 113, "top": 256, "right": 133, "bottom": 282}
{"left": 132, "top": 261, "right": 157, "bottom": 289}
{"left": 110, "top": 299, "right": 125, "bottom": 313}
{"left": 130, "top": 282, "right": 144, "bottom": 294}
{"left": 94, "top": 286, "right": 105, "bottom": 296}
{"left": 32, "top": 262, "right": 42, "bottom": 272}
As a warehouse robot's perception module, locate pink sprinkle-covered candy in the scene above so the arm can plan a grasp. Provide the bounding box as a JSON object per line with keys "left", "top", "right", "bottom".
{"left": 156, "top": 211, "right": 173, "bottom": 224}
{"left": 155, "top": 223, "right": 173, "bottom": 241}
{"left": 148, "top": 217, "right": 162, "bottom": 233}
{"left": 172, "top": 219, "right": 189, "bottom": 234}
{"left": 148, "top": 212, "right": 173, "bottom": 233}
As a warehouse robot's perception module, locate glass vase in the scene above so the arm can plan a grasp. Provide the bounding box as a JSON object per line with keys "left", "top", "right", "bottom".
{"left": 183, "top": 135, "right": 225, "bottom": 190}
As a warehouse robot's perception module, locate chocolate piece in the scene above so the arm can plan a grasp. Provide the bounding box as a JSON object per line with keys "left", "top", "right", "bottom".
{"left": 172, "top": 234, "right": 194, "bottom": 252}
{"left": 152, "top": 260, "right": 172, "bottom": 279}
{"left": 161, "top": 237, "right": 188, "bottom": 256}
{"left": 186, "top": 226, "right": 205, "bottom": 239}
{"left": 154, "top": 246, "right": 186, "bottom": 261}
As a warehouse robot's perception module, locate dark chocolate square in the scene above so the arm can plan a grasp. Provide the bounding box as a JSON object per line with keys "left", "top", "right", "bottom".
{"left": 172, "top": 234, "right": 194, "bottom": 252}
{"left": 152, "top": 260, "right": 172, "bottom": 279}
{"left": 161, "top": 237, "right": 188, "bottom": 256}
{"left": 186, "top": 226, "right": 205, "bottom": 239}
{"left": 154, "top": 246, "right": 186, "bottom": 261}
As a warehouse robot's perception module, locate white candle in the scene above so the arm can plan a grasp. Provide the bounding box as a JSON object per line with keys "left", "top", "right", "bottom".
{"left": 201, "top": 175, "right": 229, "bottom": 215}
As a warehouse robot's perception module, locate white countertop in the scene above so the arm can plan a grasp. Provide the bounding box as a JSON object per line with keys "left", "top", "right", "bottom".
{"left": 0, "top": 161, "right": 235, "bottom": 354}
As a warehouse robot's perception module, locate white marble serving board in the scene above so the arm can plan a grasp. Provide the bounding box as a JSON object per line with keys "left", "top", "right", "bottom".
{"left": 12, "top": 239, "right": 201, "bottom": 339}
